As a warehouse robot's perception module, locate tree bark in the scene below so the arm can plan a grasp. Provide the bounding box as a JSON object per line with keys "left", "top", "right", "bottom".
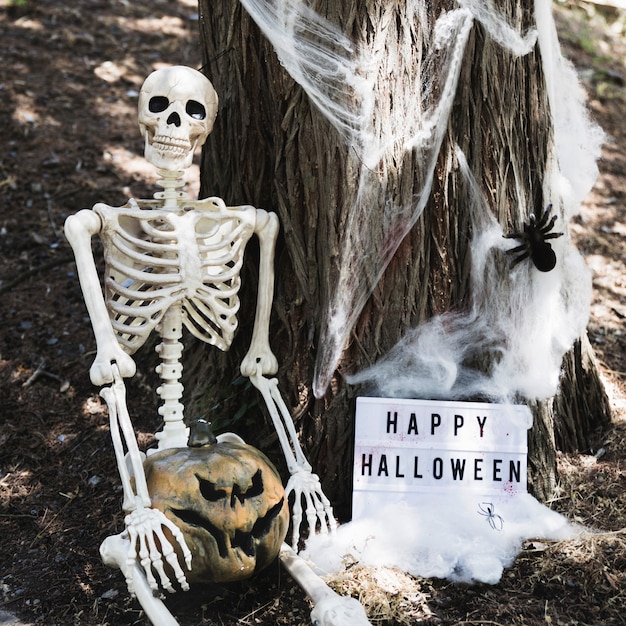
{"left": 191, "top": 0, "right": 612, "bottom": 518}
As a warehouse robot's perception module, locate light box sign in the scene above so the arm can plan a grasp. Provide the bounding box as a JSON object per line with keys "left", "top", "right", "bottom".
{"left": 352, "top": 397, "right": 532, "bottom": 519}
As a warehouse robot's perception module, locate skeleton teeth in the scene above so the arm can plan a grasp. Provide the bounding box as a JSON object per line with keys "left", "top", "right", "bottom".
{"left": 152, "top": 135, "right": 192, "bottom": 155}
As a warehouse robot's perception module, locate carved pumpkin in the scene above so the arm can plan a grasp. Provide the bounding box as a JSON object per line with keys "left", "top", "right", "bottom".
{"left": 143, "top": 441, "right": 289, "bottom": 583}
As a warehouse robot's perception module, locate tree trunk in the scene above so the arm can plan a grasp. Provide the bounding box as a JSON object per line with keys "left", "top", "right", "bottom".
{"left": 191, "top": 0, "right": 612, "bottom": 518}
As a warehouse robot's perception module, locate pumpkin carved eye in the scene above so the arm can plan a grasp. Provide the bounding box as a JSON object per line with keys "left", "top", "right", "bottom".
{"left": 196, "top": 469, "right": 264, "bottom": 505}
{"left": 143, "top": 442, "right": 289, "bottom": 584}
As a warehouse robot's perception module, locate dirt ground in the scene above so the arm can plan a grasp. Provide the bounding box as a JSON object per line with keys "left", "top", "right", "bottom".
{"left": 0, "top": 1, "right": 624, "bottom": 625}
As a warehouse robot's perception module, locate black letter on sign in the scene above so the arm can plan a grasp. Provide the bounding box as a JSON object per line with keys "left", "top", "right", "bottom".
{"left": 395, "top": 456, "right": 405, "bottom": 478}
{"left": 454, "top": 414, "right": 464, "bottom": 436}
{"left": 493, "top": 459, "right": 502, "bottom": 481}
{"left": 450, "top": 458, "right": 466, "bottom": 480}
{"left": 509, "top": 460, "right": 521, "bottom": 483}
{"left": 431, "top": 413, "right": 441, "bottom": 435}
{"left": 407, "top": 413, "right": 418, "bottom": 435}
{"left": 414, "top": 456, "right": 423, "bottom": 478}
{"left": 474, "top": 458, "right": 484, "bottom": 480}
{"left": 378, "top": 455, "right": 389, "bottom": 476}
{"left": 387, "top": 411, "right": 398, "bottom": 434}
{"left": 476, "top": 415, "right": 487, "bottom": 437}
{"left": 361, "top": 454, "right": 372, "bottom": 476}
{"left": 433, "top": 457, "right": 443, "bottom": 479}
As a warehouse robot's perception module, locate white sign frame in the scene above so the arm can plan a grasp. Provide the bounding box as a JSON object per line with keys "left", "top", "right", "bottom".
{"left": 352, "top": 397, "right": 532, "bottom": 519}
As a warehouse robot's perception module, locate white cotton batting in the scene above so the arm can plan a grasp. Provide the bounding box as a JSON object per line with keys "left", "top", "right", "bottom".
{"left": 303, "top": 493, "right": 577, "bottom": 585}
{"left": 347, "top": 149, "right": 593, "bottom": 402}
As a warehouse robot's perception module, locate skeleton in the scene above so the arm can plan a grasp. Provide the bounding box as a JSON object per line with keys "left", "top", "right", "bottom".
{"left": 65, "top": 66, "right": 364, "bottom": 625}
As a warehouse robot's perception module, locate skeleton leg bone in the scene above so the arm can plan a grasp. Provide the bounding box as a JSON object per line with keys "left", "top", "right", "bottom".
{"left": 100, "top": 534, "right": 180, "bottom": 626}
{"left": 279, "top": 543, "right": 372, "bottom": 626}
{"left": 249, "top": 372, "right": 336, "bottom": 549}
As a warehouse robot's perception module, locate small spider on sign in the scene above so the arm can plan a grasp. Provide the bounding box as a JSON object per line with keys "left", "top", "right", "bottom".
{"left": 477, "top": 502, "right": 504, "bottom": 531}
{"left": 503, "top": 204, "right": 564, "bottom": 272}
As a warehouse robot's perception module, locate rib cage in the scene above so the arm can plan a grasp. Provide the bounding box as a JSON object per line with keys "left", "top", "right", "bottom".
{"left": 95, "top": 199, "right": 256, "bottom": 354}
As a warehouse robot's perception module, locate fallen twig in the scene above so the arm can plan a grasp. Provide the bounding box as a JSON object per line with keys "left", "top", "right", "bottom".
{"left": 22, "top": 358, "right": 70, "bottom": 392}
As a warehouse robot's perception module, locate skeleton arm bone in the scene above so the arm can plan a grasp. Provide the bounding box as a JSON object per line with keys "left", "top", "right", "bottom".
{"left": 241, "top": 209, "right": 279, "bottom": 377}
{"left": 64, "top": 206, "right": 136, "bottom": 385}
{"left": 99, "top": 365, "right": 151, "bottom": 512}
{"left": 250, "top": 373, "right": 336, "bottom": 549}
{"left": 100, "top": 366, "right": 191, "bottom": 595}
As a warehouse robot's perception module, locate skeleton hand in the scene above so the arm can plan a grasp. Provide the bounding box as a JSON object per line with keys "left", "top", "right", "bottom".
{"left": 241, "top": 344, "right": 278, "bottom": 377}
{"left": 286, "top": 469, "right": 337, "bottom": 550}
{"left": 122, "top": 504, "right": 192, "bottom": 596}
{"left": 90, "top": 348, "right": 136, "bottom": 386}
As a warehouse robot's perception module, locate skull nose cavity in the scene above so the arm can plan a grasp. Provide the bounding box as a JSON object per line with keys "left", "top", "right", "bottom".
{"left": 167, "top": 111, "right": 182, "bottom": 127}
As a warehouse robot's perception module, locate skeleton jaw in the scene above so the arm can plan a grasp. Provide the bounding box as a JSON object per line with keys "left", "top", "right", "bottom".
{"left": 144, "top": 133, "right": 195, "bottom": 171}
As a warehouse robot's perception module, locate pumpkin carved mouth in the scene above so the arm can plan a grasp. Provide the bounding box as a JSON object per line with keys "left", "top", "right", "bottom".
{"left": 170, "top": 470, "right": 285, "bottom": 558}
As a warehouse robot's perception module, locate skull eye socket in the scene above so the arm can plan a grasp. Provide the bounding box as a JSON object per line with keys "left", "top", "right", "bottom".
{"left": 186, "top": 100, "right": 207, "bottom": 120}
{"left": 149, "top": 96, "right": 170, "bottom": 113}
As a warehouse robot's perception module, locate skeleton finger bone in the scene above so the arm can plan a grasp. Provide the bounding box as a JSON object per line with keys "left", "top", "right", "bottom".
{"left": 286, "top": 470, "right": 336, "bottom": 550}
{"left": 136, "top": 525, "right": 159, "bottom": 591}
{"left": 124, "top": 525, "right": 140, "bottom": 594}
{"left": 153, "top": 518, "right": 192, "bottom": 591}
{"left": 124, "top": 506, "right": 192, "bottom": 594}
{"left": 290, "top": 482, "right": 304, "bottom": 550}
{"left": 305, "top": 491, "right": 319, "bottom": 534}
{"left": 145, "top": 527, "right": 172, "bottom": 593}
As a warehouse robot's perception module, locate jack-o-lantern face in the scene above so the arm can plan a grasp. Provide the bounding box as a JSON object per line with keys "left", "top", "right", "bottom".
{"left": 143, "top": 442, "right": 289, "bottom": 584}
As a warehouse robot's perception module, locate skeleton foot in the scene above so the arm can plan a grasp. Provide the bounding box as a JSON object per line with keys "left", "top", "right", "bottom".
{"left": 124, "top": 505, "right": 192, "bottom": 594}
{"left": 279, "top": 544, "right": 371, "bottom": 626}
{"left": 311, "top": 596, "right": 372, "bottom": 626}
{"left": 287, "top": 469, "right": 337, "bottom": 550}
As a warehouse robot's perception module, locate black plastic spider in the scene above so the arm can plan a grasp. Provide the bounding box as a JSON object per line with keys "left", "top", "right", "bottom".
{"left": 503, "top": 204, "right": 564, "bottom": 272}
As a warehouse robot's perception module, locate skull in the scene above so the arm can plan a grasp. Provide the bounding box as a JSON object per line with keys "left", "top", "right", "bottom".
{"left": 138, "top": 66, "right": 219, "bottom": 171}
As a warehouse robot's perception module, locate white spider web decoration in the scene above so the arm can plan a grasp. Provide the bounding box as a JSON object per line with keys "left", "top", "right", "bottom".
{"left": 241, "top": 0, "right": 476, "bottom": 396}
{"left": 240, "top": 0, "right": 602, "bottom": 403}
{"left": 238, "top": 0, "right": 604, "bottom": 586}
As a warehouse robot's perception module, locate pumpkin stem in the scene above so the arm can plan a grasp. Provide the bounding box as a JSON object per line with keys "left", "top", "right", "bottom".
{"left": 187, "top": 417, "right": 218, "bottom": 447}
